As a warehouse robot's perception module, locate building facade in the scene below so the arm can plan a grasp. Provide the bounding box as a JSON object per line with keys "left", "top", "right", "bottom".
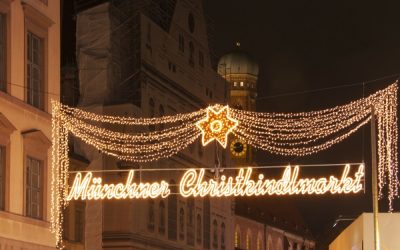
{"left": 217, "top": 45, "right": 316, "bottom": 250}
{"left": 73, "top": 0, "right": 232, "bottom": 249}
{"left": 218, "top": 45, "right": 258, "bottom": 166}
{"left": 0, "top": 0, "right": 60, "bottom": 248}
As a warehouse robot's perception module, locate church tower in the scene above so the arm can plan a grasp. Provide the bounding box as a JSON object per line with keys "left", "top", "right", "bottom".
{"left": 217, "top": 43, "right": 259, "bottom": 165}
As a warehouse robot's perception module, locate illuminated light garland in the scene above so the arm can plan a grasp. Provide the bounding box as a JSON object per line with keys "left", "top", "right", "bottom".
{"left": 196, "top": 105, "right": 238, "bottom": 148}
{"left": 66, "top": 171, "right": 170, "bottom": 200}
{"left": 65, "top": 164, "right": 364, "bottom": 201}
{"left": 51, "top": 82, "right": 399, "bottom": 247}
{"left": 179, "top": 165, "right": 364, "bottom": 197}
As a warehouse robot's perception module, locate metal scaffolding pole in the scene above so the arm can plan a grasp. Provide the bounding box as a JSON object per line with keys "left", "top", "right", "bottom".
{"left": 370, "top": 107, "right": 380, "bottom": 250}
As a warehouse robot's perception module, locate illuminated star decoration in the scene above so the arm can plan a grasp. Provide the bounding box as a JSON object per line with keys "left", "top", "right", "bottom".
{"left": 196, "top": 105, "right": 239, "bottom": 148}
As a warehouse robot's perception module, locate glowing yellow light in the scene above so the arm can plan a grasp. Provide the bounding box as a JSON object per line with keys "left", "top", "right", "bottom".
{"left": 180, "top": 164, "right": 364, "bottom": 197}
{"left": 67, "top": 165, "right": 364, "bottom": 201}
{"left": 66, "top": 171, "right": 170, "bottom": 201}
{"left": 196, "top": 105, "right": 239, "bottom": 148}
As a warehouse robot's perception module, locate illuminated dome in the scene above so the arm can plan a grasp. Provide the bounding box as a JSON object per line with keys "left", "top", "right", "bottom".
{"left": 218, "top": 43, "right": 259, "bottom": 76}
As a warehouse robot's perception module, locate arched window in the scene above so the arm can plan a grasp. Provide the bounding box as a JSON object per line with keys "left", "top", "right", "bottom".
{"left": 203, "top": 197, "right": 210, "bottom": 248}
{"left": 168, "top": 180, "right": 177, "bottom": 240}
{"left": 159, "top": 105, "right": 164, "bottom": 130}
{"left": 148, "top": 200, "right": 155, "bottom": 231}
{"left": 246, "top": 230, "right": 252, "bottom": 250}
{"left": 212, "top": 219, "right": 218, "bottom": 249}
{"left": 189, "top": 41, "right": 194, "bottom": 67}
{"left": 179, "top": 208, "right": 185, "bottom": 240}
{"left": 277, "top": 238, "right": 283, "bottom": 250}
{"left": 159, "top": 201, "right": 165, "bottom": 234}
{"left": 187, "top": 198, "right": 195, "bottom": 245}
{"left": 267, "top": 234, "right": 273, "bottom": 250}
{"left": 221, "top": 222, "right": 226, "bottom": 250}
{"left": 234, "top": 226, "right": 241, "bottom": 248}
{"left": 257, "top": 232, "right": 262, "bottom": 250}
{"left": 198, "top": 139, "right": 203, "bottom": 157}
{"left": 196, "top": 214, "right": 202, "bottom": 244}
{"left": 148, "top": 98, "right": 155, "bottom": 131}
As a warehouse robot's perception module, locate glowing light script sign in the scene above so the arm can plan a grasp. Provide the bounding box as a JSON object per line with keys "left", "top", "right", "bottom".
{"left": 66, "top": 164, "right": 364, "bottom": 201}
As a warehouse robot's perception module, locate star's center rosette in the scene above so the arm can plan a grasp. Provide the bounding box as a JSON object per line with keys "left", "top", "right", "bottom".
{"left": 196, "top": 105, "right": 239, "bottom": 148}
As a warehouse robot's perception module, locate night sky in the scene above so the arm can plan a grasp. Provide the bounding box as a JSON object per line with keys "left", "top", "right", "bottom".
{"left": 62, "top": 0, "right": 400, "bottom": 248}
{"left": 204, "top": 0, "right": 400, "bottom": 247}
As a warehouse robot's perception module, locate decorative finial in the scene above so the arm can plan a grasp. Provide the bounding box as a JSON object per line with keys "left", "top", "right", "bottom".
{"left": 236, "top": 41, "right": 241, "bottom": 47}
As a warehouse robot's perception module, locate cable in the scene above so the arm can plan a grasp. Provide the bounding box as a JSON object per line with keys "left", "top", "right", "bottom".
{"left": 68, "top": 162, "right": 364, "bottom": 173}
{"left": 256, "top": 74, "right": 399, "bottom": 101}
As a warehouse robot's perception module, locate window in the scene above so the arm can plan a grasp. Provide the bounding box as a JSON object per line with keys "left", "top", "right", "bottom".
{"left": 189, "top": 41, "right": 194, "bottom": 67}
{"left": 75, "top": 203, "right": 85, "bottom": 242}
{"left": 188, "top": 13, "right": 195, "bottom": 33}
{"left": 203, "top": 197, "right": 210, "bottom": 249}
{"left": 240, "top": 81, "right": 244, "bottom": 87}
{"left": 198, "top": 139, "right": 203, "bottom": 158}
{"left": 159, "top": 105, "right": 165, "bottom": 130}
{"left": 178, "top": 34, "right": 184, "bottom": 52}
{"left": 199, "top": 51, "right": 204, "bottom": 67}
{"left": 196, "top": 214, "right": 202, "bottom": 244}
{"left": 267, "top": 235, "right": 273, "bottom": 250}
{"left": 187, "top": 198, "right": 195, "bottom": 245}
{"left": 148, "top": 98, "right": 155, "bottom": 131}
{"left": 159, "top": 201, "right": 166, "bottom": 234}
{"left": 234, "top": 82, "right": 238, "bottom": 87}
{"left": 27, "top": 32, "right": 44, "bottom": 109}
{"left": 221, "top": 223, "right": 226, "bottom": 250}
{"left": 246, "top": 231, "right": 251, "bottom": 250}
{"left": 0, "top": 14, "right": 6, "bottom": 92}
{"left": 26, "top": 156, "right": 42, "bottom": 219}
{"left": 179, "top": 208, "right": 185, "bottom": 240}
{"left": 63, "top": 206, "right": 70, "bottom": 240}
{"left": 168, "top": 180, "right": 177, "bottom": 240}
{"left": 0, "top": 146, "right": 5, "bottom": 210}
{"left": 212, "top": 219, "right": 218, "bottom": 249}
{"left": 148, "top": 200, "right": 155, "bottom": 231}
{"left": 257, "top": 234, "right": 262, "bottom": 250}
{"left": 234, "top": 227, "right": 241, "bottom": 248}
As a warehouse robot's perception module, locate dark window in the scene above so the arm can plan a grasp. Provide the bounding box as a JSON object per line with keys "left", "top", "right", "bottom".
{"left": 212, "top": 219, "right": 218, "bottom": 249}
{"left": 63, "top": 206, "right": 70, "bottom": 240}
{"left": 0, "top": 146, "right": 5, "bottom": 210}
{"left": 148, "top": 200, "right": 155, "bottom": 231}
{"left": 198, "top": 139, "right": 203, "bottom": 158}
{"left": 168, "top": 180, "right": 177, "bottom": 240}
{"left": 148, "top": 98, "right": 155, "bottom": 131}
{"left": 187, "top": 198, "right": 195, "bottom": 246}
{"left": 179, "top": 207, "right": 185, "bottom": 240}
{"left": 0, "top": 14, "right": 6, "bottom": 92}
{"left": 27, "top": 32, "right": 44, "bottom": 109}
{"left": 159, "top": 105, "right": 165, "bottom": 130}
{"left": 188, "top": 13, "right": 195, "bottom": 33}
{"left": 199, "top": 51, "right": 204, "bottom": 67}
{"left": 26, "top": 157, "right": 42, "bottom": 219}
{"left": 178, "top": 34, "right": 185, "bottom": 52}
{"left": 75, "top": 203, "right": 85, "bottom": 242}
{"left": 203, "top": 197, "right": 210, "bottom": 249}
{"left": 196, "top": 214, "right": 202, "bottom": 244}
{"left": 221, "top": 223, "right": 226, "bottom": 250}
{"left": 159, "top": 201, "right": 166, "bottom": 234}
{"left": 189, "top": 41, "right": 194, "bottom": 67}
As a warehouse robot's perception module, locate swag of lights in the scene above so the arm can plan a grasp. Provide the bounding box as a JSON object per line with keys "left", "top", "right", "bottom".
{"left": 50, "top": 82, "right": 398, "bottom": 247}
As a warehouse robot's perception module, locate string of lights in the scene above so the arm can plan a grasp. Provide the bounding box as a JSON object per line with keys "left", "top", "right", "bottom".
{"left": 50, "top": 82, "right": 398, "bottom": 248}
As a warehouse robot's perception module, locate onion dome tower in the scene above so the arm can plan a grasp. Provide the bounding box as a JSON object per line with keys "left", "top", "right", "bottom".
{"left": 218, "top": 42, "right": 259, "bottom": 165}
